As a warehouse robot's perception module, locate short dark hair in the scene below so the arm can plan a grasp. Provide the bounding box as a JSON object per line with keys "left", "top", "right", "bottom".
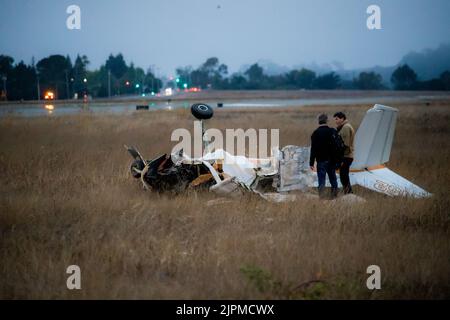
{"left": 318, "top": 113, "right": 328, "bottom": 125}
{"left": 333, "top": 112, "right": 346, "bottom": 120}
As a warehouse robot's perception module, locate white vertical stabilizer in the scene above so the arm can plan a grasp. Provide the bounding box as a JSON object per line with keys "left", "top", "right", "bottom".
{"left": 352, "top": 104, "right": 398, "bottom": 170}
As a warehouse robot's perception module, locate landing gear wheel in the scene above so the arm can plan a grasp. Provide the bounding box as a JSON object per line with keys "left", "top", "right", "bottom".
{"left": 191, "top": 103, "right": 213, "bottom": 120}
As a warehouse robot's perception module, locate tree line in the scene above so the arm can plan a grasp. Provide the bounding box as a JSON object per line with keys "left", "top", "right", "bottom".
{"left": 1, "top": 54, "right": 449, "bottom": 101}
{"left": 0, "top": 53, "right": 162, "bottom": 100}
{"left": 174, "top": 57, "right": 450, "bottom": 91}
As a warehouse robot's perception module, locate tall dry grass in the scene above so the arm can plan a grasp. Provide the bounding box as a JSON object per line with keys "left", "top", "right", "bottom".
{"left": 0, "top": 101, "right": 449, "bottom": 299}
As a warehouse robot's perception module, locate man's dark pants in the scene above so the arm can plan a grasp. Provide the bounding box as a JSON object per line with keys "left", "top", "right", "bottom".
{"left": 317, "top": 160, "right": 338, "bottom": 198}
{"left": 340, "top": 157, "right": 353, "bottom": 194}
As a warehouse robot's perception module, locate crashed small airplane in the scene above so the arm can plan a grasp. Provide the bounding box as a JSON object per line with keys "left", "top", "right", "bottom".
{"left": 125, "top": 103, "right": 431, "bottom": 200}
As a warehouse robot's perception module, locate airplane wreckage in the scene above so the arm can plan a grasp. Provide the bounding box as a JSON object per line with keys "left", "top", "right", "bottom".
{"left": 125, "top": 103, "right": 431, "bottom": 201}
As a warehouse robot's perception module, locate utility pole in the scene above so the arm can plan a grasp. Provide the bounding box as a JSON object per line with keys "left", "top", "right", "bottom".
{"left": 151, "top": 68, "right": 155, "bottom": 93}
{"left": 1, "top": 76, "right": 6, "bottom": 101}
{"left": 108, "top": 70, "right": 111, "bottom": 98}
{"left": 149, "top": 64, "right": 155, "bottom": 93}
{"left": 65, "top": 70, "right": 70, "bottom": 99}
{"left": 36, "top": 75, "right": 40, "bottom": 101}
{"left": 154, "top": 66, "right": 159, "bottom": 92}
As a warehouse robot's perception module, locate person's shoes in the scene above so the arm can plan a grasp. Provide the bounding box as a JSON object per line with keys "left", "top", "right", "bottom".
{"left": 318, "top": 187, "right": 326, "bottom": 199}
{"left": 343, "top": 186, "right": 353, "bottom": 194}
{"left": 330, "top": 188, "right": 338, "bottom": 199}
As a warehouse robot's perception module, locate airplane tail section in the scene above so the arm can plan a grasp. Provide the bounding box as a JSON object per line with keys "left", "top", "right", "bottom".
{"left": 349, "top": 104, "right": 430, "bottom": 197}
{"left": 350, "top": 166, "right": 431, "bottom": 198}
{"left": 351, "top": 104, "right": 398, "bottom": 170}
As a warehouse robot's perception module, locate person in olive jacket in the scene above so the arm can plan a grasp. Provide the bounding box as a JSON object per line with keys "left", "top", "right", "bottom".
{"left": 333, "top": 112, "right": 355, "bottom": 194}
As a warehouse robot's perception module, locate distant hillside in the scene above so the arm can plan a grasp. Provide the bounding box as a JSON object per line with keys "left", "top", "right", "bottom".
{"left": 400, "top": 43, "right": 450, "bottom": 80}
{"left": 239, "top": 59, "right": 291, "bottom": 76}
{"left": 337, "top": 65, "right": 396, "bottom": 87}
{"left": 236, "top": 43, "right": 450, "bottom": 86}
{"left": 345, "top": 43, "right": 450, "bottom": 84}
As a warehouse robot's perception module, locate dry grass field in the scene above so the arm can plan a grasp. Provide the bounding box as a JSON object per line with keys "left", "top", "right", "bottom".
{"left": 0, "top": 100, "right": 449, "bottom": 299}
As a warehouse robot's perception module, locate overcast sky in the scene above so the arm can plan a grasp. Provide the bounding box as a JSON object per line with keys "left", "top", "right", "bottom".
{"left": 1, "top": 0, "right": 449, "bottom": 76}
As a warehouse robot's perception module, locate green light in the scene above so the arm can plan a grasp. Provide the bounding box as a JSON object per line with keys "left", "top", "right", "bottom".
{"left": 183, "top": 83, "right": 188, "bottom": 88}
{"left": 175, "top": 78, "right": 180, "bottom": 83}
{"left": 151, "top": 92, "right": 155, "bottom": 96}
{"left": 135, "top": 84, "right": 140, "bottom": 88}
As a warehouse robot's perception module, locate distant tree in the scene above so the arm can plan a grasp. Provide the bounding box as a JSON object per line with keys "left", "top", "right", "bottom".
{"left": 85, "top": 66, "right": 109, "bottom": 97}
{"left": 183, "top": 57, "right": 229, "bottom": 89}
{"left": 244, "top": 64, "right": 266, "bottom": 89}
{"left": 213, "top": 63, "right": 228, "bottom": 88}
{"left": 104, "top": 54, "right": 129, "bottom": 95}
{"left": 0, "top": 55, "right": 14, "bottom": 77}
{"left": 353, "top": 71, "right": 384, "bottom": 90}
{"left": 105, "top": 54, "right": 127, "bottom": 80}
{"left": 286, "top": 68, "right": 316, "bottom": 89}
{"left": 391, "top": 64, "right": 418, "bottom": 90}
{"left": 440, "top": 70, "right": 450, "bottom": 91}
{"left": 190, "top": 69, "right": 207, "bottom": 88}
{"left": 218, "top": 63, "right": 228, "bottom": 76}
{"left": 36, "top": 55, "right": 72, "bottom": 99}
{"left": 229, "top": 74, "right": 247, "bottom": 90}
{"left": 72, "top": 54, "right": 90, "bottom": 96}
{"left": 144, "top": 70, "right": 162, "bottom": 93}
{"left": 202, "top": 57, "right": 227, "bottom": 88}
{"left": 119, "top": 63, "right": 145, "bottom": 94}
{"left": 245, "top": 64, "right": 264, "bottom": 82}
{"left": 7, "top": 61, "right": 37, "bottom": 100}
{"left": 314, "top": 72, "right": 341, "bottom": 89}
{"left": 269, "top": 74, "right": 289, "bottom": 89}
{"left": 418, "top": 78, "right": 444, "bottom": 91}
{"left": 200, "top": 57, "right": 219, "bottom": 75}
{"left": 73, "top": 54, "right": 89, "bottom": 72}
{"left": 340, "top": 79, "right": 357, "bottom": 90}
{"left": 0, "top": 55, "right": 14, "bottom": 99}
{"left": 175, "top": 66, "right": 193, "bottom": 88}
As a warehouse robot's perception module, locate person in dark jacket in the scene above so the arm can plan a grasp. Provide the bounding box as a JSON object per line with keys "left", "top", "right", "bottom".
{"left": 309, "top": 114, "right": 338, "bottom": 198}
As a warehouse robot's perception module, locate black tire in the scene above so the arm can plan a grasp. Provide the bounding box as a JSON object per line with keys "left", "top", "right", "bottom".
{"left": 191, "top": 103, "right": 213, "bottom": 120}
{"left": 130, "top": 160, "right": 145, "bottom": 178}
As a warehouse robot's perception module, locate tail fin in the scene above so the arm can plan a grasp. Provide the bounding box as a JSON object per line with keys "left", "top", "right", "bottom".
{"left": 351, "top": 104, "right": 398, "bottom": 170}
